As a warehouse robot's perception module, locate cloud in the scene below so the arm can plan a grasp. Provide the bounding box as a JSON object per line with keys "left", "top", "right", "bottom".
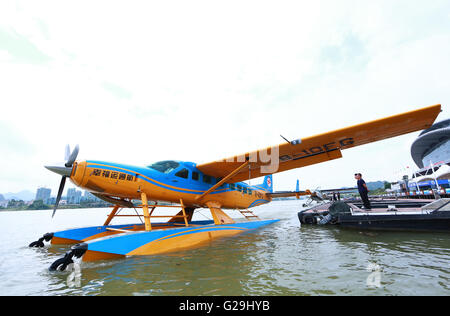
{"left": 101, "top": 82, "right": 132, "bottom": 100}
{"left": 0, "top": 27, "right": 52, "bottom": 64}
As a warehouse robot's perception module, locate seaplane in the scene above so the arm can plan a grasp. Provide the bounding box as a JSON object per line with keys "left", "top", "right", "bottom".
{"left": 29, "top": 104, "right": 442, "bottom": 271}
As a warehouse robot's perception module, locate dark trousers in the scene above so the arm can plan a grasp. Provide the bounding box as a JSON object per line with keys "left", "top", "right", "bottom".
{"left": 359, "top": 190, "right": 371, "bottom": 209}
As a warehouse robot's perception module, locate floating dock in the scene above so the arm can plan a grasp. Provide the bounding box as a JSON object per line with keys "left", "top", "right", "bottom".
{"left": 298, "top": 199, "right": 450, "bottom": 232}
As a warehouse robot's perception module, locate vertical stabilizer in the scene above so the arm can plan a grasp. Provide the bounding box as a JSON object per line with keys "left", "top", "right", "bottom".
{"left": 257, "top": 174, "right": 273, "bottom": 193}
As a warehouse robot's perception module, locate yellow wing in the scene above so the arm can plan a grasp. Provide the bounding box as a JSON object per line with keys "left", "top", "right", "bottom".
{"left": 196, "top": 104, "right": 442, "bottom": 182}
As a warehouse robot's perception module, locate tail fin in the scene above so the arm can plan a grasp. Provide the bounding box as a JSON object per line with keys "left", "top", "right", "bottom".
{"left": 296, "top": 179, "right": 299, "bottom": 192}
{"left": 258, "top": 174, "right": 273, "bottom": 193}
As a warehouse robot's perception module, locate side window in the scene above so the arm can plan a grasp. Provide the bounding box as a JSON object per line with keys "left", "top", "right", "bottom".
{"left": 237, "top": 185, "right": 242, "bottom": 192}
{"left": 175, "top": 168, "right": 189, "bottom": 179}
{"left": 192, "top": 171, "right": 199, "bottom": 181}
{"left": 243, "top": 187, "right": 247, "bottom": 194}
{"left": 203, "top": 175, "right": 212, "bottom": 184}
{"left": 248, "top": 189, "right": 252, "bottom": 195}
{"left": 229, "top": 183, "right": 235, "bottom": 190}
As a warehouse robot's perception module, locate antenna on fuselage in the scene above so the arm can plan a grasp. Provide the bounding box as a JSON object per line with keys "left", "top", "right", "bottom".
{"left": 280, "top": 135, "right": 302, "bottom": 145}
{"left": 280, "top": 134, "right": 291, "bottom": 145}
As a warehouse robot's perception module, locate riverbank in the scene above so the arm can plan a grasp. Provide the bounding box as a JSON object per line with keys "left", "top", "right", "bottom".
{"left": 0, "top": 204, "right": 112, "bottom": 212}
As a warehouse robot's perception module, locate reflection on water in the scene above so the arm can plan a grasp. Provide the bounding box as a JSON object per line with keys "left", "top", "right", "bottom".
{"left": 0, "top": 201, "right": 449, "bottom": 295}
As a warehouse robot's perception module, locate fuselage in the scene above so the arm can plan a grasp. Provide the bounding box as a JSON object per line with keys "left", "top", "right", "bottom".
{"left": 69, "top": 160, "right": 272, "bottom": 209}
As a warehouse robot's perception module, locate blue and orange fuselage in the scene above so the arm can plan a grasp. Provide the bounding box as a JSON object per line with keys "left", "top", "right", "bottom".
{"left": 70, "top": 160, "right": 273, "bottom": 210}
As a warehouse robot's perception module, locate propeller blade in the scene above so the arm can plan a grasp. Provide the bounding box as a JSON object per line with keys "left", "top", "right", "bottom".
{"left": 64, "top": 144, "right": 71, "bottom": 162}
{"left": 52, "top": 176, "right": 66, "bottom": 218}
{"left": 65, "top": 144, "right": 79, "bottom": 167}
{"left": 45, "top": 165, "right": 72, "bottom": 177}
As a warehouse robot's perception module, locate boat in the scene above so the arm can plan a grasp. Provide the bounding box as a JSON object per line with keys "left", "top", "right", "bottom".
{"left": 297, "top": 199, "right": 450, "bottom": 232}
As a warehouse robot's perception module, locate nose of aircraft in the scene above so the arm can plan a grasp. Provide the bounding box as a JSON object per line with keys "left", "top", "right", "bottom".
{"left": 46, "top": 144, "right": 80, "bottom": 218}
{"left": 45, "top": 164, "right": 73, "bottom": 177}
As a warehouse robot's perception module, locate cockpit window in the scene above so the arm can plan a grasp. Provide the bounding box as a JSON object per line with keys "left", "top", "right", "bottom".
{"left": 175, "top": 168, "right": 189, "bottom": 179}
{"left": 148, "top": 161, "right": 180, "bottom": 174}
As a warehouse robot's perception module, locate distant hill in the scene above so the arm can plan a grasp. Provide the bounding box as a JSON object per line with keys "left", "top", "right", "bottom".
{"left": 3, "top": 190, "right": 35, "bottom": 201}
{"left": 366, "top": 181, "right": 385, "bottom": 191}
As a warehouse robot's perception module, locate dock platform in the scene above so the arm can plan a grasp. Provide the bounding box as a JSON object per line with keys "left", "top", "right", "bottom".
{"left": 298, "top": 199, "right": 450, "bottom": 232}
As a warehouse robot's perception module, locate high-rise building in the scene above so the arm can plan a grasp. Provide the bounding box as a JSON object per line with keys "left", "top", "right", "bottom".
{"left": 67, "top": 188, "right": 82, "bottom": 204}
{"left": 82, "top": 190, "right": 99, "bottom": 202}
{"left": 35, "top": 187, "right": 51, "bottom": 203}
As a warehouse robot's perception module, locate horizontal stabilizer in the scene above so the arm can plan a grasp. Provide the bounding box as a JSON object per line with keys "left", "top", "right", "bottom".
{"left": 319, "top": 187, "right": 358, "bottom": 193}
{"left": 267, "top": 190, "right": 313, "bottom": 199}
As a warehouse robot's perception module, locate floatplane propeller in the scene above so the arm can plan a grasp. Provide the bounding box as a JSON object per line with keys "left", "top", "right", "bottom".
{"left": 45, "top": 144, "right": 79, "bottom": 218}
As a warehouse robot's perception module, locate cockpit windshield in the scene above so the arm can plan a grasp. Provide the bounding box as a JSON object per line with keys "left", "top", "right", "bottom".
{"left": 147, "top": 160, "right": 180, "bottom": 174}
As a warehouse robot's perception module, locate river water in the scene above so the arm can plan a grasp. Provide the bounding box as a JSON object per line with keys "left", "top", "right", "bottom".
{"left": 0, "top": 200, "right": 449, "bottom": 296}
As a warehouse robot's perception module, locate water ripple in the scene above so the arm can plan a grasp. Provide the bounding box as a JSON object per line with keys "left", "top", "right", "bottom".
{"left": 0, "top": 202, "right": 449, "bottom": 295}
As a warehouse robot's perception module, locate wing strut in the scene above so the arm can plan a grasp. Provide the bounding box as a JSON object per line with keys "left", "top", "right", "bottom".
{"left": 195, "top": 160, "right": 250, "bottom": 202}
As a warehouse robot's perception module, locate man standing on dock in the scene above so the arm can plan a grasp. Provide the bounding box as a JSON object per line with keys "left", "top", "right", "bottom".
{"left": 355, "top": 173, "right": 371, "bottom": 210}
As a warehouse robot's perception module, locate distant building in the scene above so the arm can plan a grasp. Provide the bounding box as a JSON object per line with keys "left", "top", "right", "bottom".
{"left": 35, "top": 187, "right": 51, "bottom": 204}
{"left": 409, "top": 118, "right": 450, "bottom": 193}
{"left": 82, "top": 190, "right": 99, "bottom": 202}
{"left": 388, "top": 182, "right": 401, "bottom": 193}
{"left": 67, "top": 188, "right": 82, "bottom": 204}
{"left": 411, "top": 118, "right": 450, "bottom": 170}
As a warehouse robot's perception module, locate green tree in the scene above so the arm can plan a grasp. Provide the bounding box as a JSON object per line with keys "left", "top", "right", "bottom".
{"left": 7, "top": 199, "right": 25, "bottom": 208}
{"left": 27, "top": 199, "right": 50, "bottom": 210}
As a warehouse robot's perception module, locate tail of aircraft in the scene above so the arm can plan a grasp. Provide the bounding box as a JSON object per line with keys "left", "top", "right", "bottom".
{"left": 258, "top": 174, "right": 273, "bottom": 193}
{"left": 296, "top": 179, "right": 299, "bottom": 192}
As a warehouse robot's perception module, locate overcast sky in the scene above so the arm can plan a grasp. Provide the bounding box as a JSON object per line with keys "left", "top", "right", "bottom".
{"left": 1, "top": 1, "right": 449, "bottom": 196}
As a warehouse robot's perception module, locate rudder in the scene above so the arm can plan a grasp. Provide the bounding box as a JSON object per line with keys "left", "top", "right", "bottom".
{"left": 258, "top": 174, "right": 273, "bottom": 193}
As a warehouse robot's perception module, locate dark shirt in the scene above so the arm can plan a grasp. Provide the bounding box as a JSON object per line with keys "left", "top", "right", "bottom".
{"left": 357, "top": 179, "right": 367, "bottom": 193}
